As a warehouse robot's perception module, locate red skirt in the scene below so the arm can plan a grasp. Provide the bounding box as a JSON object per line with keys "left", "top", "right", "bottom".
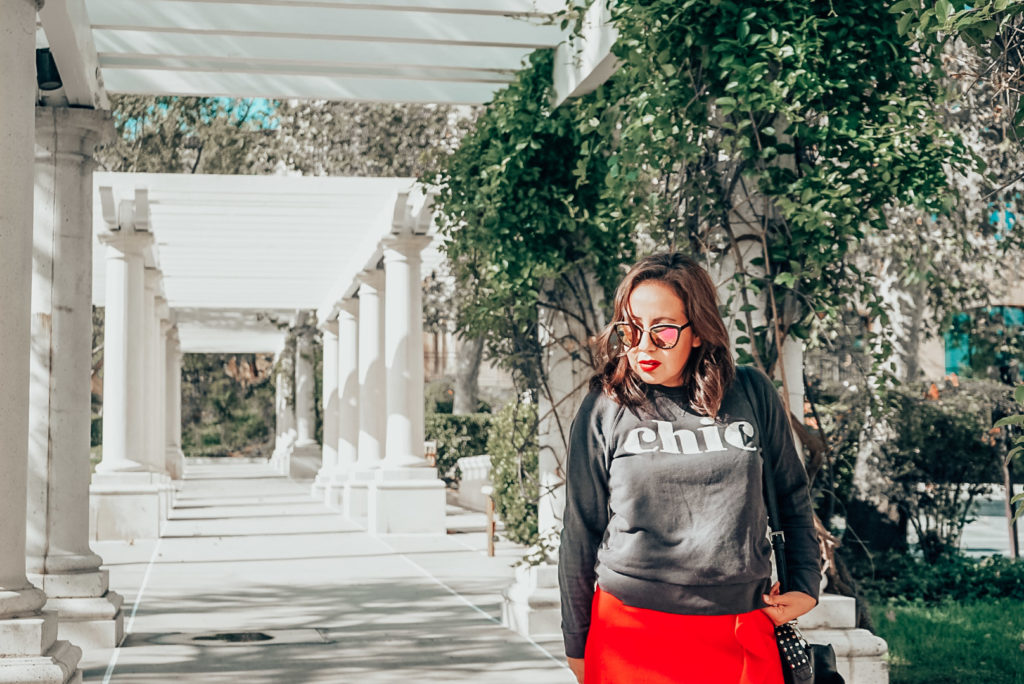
{"left": 583, "top": 587, "right": 784, "bottom": 684}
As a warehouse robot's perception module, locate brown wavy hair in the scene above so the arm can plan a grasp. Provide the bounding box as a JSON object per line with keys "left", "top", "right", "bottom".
{"left": 591, "top": 252, "right": 735, "bottom": 417}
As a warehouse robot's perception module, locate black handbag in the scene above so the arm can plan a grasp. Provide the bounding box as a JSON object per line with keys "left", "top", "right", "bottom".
{"left": 764, "top": 477, "right": 845, "bottom": 684}
{"left": 739, "top": 370, "right": 845, "bottom": 684}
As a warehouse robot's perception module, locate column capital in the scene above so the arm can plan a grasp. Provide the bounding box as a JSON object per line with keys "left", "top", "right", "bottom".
{"left": 156, "top": 296, "right": 170, "bottom": 322}
{"left": 143, "top": 266, "right": 161, "bottom": 291}
{"left": 97, "top": 228, "right": 153, "bottom": 254}
{"left": 338, "top": 298, "right": 359, "bottom": 319}
{"left": 381, "top": 233, "right": 432, "bottom": 263}
{"left": 356, "top": 268, "right": 385, "bottom": 292}
{"left": 35, "top": 106, "right": 114, "bottom": 163}
{"left": 318, "top": 319, "right": 339, "bottom": 336}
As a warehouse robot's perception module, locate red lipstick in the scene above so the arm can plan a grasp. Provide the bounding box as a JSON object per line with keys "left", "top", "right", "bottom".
{"left": 638, "top": 360, "right": 661, "bottom": 372}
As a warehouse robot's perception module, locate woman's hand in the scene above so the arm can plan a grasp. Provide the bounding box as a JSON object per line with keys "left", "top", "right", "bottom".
{"left": 567, "top": 656, "right": 585, "bottom": 683}
{"left": 760, "top": 582, "right": 817, "bottom": 625}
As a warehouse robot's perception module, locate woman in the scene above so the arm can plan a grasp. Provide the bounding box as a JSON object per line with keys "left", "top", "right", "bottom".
{"left": 559, "top": 253, "right": 820, "bottom": 684}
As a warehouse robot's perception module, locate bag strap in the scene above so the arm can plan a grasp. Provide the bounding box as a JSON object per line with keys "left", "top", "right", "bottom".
{"left": 736, "top": 367, "right": 791, "bottom": 594}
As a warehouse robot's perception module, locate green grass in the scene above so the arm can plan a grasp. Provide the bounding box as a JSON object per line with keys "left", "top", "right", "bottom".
{"left": 870, "top": 599, "right": 1024, "bottom": 684}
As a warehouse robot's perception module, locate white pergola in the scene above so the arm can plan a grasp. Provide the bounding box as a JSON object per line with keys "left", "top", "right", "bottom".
{"left": 91, "top": 172, "right": 444, "bottom": 353}
{"left": 36, "top": 0, "right": 618, "bottom": 107}
{"left": 0, "top": 1, "right": 620, "bottom": 682}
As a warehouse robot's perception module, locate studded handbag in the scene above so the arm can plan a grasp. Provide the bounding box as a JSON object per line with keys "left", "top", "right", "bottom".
{"left": 737, "top": 369, "right": 845, "bottom": 684}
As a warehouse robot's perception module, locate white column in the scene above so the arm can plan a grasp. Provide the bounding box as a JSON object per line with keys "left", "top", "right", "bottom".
{"left": 270, "top": 350, "right": 296, "bottom": 475}
{"left": 156, "top": 297, "right": 169, "bottom": 469}
{"left": 368, "top": 234, "right": 445, "bottom": 534}
{"left": 92, "top": 228, "right": 166, "bottom": 541}
{"left": 96, "top": 229, "right": 153, "bottom": 473}
{"left": 356, "top": 270, "right": 386, "bottom": 469}
{"left": 0, "top": 2, "right": 84, "bottom": 679}
{"left": 165, "top": 327, "right": 185, "bottom": 479}
{"left": 381, "top": 234, "right": 433, "bottom": 469}
{"left": 344, "top": 271, "right": 385, "bottom": 518}
{"left": 336, "top": 299, "right": 360, "bottom": 473}
{"left": 313, "top": 320, "right": 339, "bottom": 498}
{"left": 294, "top": 325, "right": 317, "bottom": 448}
{"left": 143, "top": 269, "right": 162, "bottom": 473}
{"left": 327, "top": 300, "right": 358, "bottom": 508}
{"left": 27, "top": 105, "right": 124, "bottom": 650}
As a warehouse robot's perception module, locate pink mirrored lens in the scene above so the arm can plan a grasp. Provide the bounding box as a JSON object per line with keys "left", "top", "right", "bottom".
{"left": 651, "top": 326, "right": 680, "bottom": 348}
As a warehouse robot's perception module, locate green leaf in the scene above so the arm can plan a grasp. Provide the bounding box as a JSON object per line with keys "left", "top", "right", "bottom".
{"left": 897, "top": 11, "right": 914, "bottom": 35}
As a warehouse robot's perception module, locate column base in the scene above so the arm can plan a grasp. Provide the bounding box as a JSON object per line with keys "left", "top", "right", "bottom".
{"left": 802, "top": 627, "right": 889, "bottom": 684}
{"left": 324, "top": 471, "right": 350, "bottom": 509}
{"left": 270, "top": 442, "right": 293, "bottom": 476}
{"left": 311, "top": 469, "right": 329, "bottom": 499}
{"left": 501, "top": 563, "right": 561, "bottom": 638}
{"left": 288, "top": 443, "right": 321, "bottom": 480}
{"left": 165, "top": 446, "right": 186, "bottom": 480}
{"left": 342, "top": 470, "right": 376, "bottom": 519}
{"left": 800, "top": 594, "right": 889, "bottom": 684}
{"left": 0, "top": 613, "right": 82, "bottom": 684}
{"left": 26, "top": 566, "right": 125, "bottom": 649}
{"left": 89, "top": 471, "right": 168, "bottom": 541}
{"left": 367, "top": 468, "right": 446, "bottom": 534}
{"left": 46, "top": 594, "right": 125, "bottom": 650}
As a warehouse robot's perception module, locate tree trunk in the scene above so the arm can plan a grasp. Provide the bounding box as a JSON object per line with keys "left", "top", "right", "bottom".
{"left": 453, "top": 336, "right": 484, "bottom": 415}
{"left": 1005, "top": 458, "right": 1020, "bottom": 559}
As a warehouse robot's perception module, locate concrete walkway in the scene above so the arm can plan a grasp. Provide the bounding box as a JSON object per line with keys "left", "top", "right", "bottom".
{"left": 82, "top": 462, "right": 573, "bottom": 683}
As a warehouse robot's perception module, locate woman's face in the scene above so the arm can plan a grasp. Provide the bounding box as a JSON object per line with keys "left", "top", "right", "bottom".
{"left": 623, "top": 280, "right": 701, "bottom": 387}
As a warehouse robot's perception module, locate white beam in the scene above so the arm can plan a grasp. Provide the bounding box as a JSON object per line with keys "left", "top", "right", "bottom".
{"left": 98, "top": 56, "right": 514, "bottom": 86}
{"left": 93, "top": 28, "right": 534, "bottom": 71}
{"left": 551, "top": 0, "right": 618, "bottom": 107}
{"left": 38, "top": 0, "right": 110, "bottom": 108}
{"left": 101, "top": 67, "right": 501, "bottom": 103}
{"left": 107, "top": 0, "right": 565, "bottom": 17}
{"left": 85, "top": 0, "right": 564, "bottom": 48}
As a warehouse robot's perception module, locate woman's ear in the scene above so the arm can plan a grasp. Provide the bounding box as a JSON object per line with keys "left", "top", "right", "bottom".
{"left": 691, "top": 334, "right": 702, "bottom": 348}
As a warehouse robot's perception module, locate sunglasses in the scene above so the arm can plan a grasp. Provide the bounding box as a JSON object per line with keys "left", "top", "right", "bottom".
{"left": 612, "top": 321, "right": 692, "bottom": 350}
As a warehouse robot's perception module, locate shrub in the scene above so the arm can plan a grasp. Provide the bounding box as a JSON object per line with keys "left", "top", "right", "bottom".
{"left": 849, "top": 550, "right": 1024, "bottom": 605}
{"left": 486, "top": 399, "right": 538, "bottom": 545}
{"left": 424, "top": 412, "right": 492, "bottom": 485}
{"left": 425, "top": 378, "right": 455, "bottom": 414}
{"left": 876, "top": 382, "right": 1008, "bottom": 560}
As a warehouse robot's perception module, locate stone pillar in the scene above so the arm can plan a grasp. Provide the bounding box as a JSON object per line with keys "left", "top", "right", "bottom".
{"left": 327, "top": 299, "right": 359, "bottom": 508}
{"left": 27, "top": 105, "right": 124, "bottom": 651}
{"left": 142, "top": 269, "right": 161, "bottom": 472}
{"left": 344, "top": 269, "right": 386, "bottom": 518}
{"left": 270, "top": 349, "right": 296, "bottom": 475}
{"left": 91, "top": 228, "right": 167, "bottom": 540}
{"left": 294, "top": 325, "right": 317, "bottom": 448}
{"left": 313, "top": 320, "right": 339, "bottom": 499}
{"left": 381, "top": 234, "right": 433, "bottom": 469}
{"left": 162, "top": 318, "right": 184, "bottom": 480}
{"left": 0, "top": 4, "right": 84, "bottom": 681}
{"left": 289, "top": 321, "right": 321, "bottom": 479}
{"left": 95, "top": 228, "right": 152, "bottom": 474}
{"left": 368, "top": 235, "right": 445, "bottom": 534}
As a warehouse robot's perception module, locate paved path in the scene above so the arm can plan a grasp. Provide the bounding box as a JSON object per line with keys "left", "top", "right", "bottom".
{"left": 82, "top": 462, "right": 573, "bottom": 683}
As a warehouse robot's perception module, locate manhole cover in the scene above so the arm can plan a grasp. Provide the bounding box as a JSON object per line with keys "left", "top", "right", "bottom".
{"left": 148, "top": 629, "right": 333, "bottom": 647}
{"left": 193, "top": 632, "right": 274, "bottom": 643}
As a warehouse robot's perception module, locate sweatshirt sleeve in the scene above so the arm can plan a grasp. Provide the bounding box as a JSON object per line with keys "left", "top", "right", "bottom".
{"left": 748, "top": 368, "right": 821, "bottom": 602}
{"left": 558, "top": 391, "right": 610, "bottom": 659}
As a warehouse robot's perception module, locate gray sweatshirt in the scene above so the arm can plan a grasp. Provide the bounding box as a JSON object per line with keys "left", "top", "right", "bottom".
{"left": 558, "top": 366, "right": 821, "bottom": 658}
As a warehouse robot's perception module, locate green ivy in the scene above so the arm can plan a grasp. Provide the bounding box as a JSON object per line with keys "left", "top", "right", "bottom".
{"left": 430, "top": 49, "right": 634, "bottom": 386}
{"left": 581, "top": 0, "right": 964, "bottom": 370}
{"left": 486, "top": 399, "right": 539, "bottom": 545}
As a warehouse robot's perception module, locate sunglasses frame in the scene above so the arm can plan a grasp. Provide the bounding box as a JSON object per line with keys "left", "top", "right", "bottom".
{"left": 612, "top": 320, "right": 692, "bottom": 350}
